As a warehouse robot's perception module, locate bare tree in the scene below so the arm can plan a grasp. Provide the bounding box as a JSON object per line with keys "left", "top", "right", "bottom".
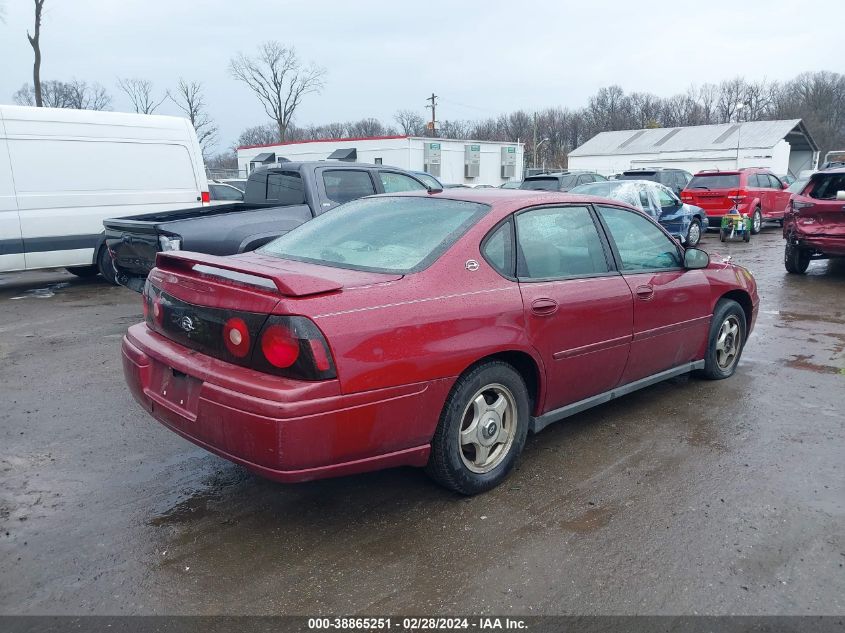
{"left": 237, "top": 123, "right": 279, "bottom": 148}
{"left": 393, "top": 109, "right": 426, "bottom": 135}
{"left": 14, "top": 80, "right": 111, "bottom": 110}
{"left": 170, "top": 78, "right": 217, "bottom": 155}
{"left": 229, "top": 41, "right": 326, "bottom": 142}
{"left": 117, "top": 78, "right": 167, "bottom": 114}
{"left": 27, "top": 0, "right": 46, "bottom": 107}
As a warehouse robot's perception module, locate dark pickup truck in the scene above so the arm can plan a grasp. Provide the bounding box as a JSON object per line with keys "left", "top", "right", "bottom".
{"left": 104, "top": 161, "right": 429, "bottom": 292}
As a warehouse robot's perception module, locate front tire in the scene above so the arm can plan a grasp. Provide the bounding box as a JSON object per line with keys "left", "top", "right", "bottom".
{"left": 751, "top": 207, "right": 762, "bottom": 234}
{"left": 784, "top": 241, "right": 811, "bottom": 274}
{"left": 426, "top": 361, "right": 530, "bottom": 495}
{"left": 686, "top": 218, "right": 702, "bottom": 247}
{"left": 701, "top": 300, "right": 747, "bottom": 380}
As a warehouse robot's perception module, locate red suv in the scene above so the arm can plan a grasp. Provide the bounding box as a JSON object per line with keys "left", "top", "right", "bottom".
{"left": 682, "top": 168, "right": 791, "bottom": 233}
{"left": 783, "top": 168, "right": 845, "bottom": 273}
{"left": 121, "top": 190, "right": 758, "bottom": 494}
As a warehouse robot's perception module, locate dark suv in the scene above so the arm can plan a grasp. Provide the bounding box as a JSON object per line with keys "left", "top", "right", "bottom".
{"left": 520, "top": 171, "right": 607, "bottom": 192}
{"left": 783, "top": 167, "right": 845, "bottom": 274}
{"left": 617, "top": 168, "right": 692, "bottom": 195}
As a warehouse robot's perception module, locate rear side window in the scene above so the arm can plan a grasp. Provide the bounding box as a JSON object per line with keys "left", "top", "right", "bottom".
{"left": 266, "top": 171, "right": 305, "bottom": 204}
{"left": 515, "top": 206, "right": 610, "bottom": 279}
{"left": 209, "top": 184, "right": 244, "bottom": 201}
{"left": 323, "top": 170, "right": 376, "bottom": 204}
{"left": 687, "top": 174, "right": 740, "bottom": 190}
{"left": 481, "top": 221, "right": 514, "bottom": 277}
{"left": 810, "top": 173, "right": 845, "bottom": 200}
{"left": 259, "top": 197, "right": 489, "bottom": 274}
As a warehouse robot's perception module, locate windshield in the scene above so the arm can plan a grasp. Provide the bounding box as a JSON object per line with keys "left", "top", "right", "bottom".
{"left": 258, "top": 196, "right": 489, "bottom": 274}
{"left": 788, "top": 175, "right": 811, "bottom": 194}
{"left": 687, "top": 174, "right": 740, "bottom": 190}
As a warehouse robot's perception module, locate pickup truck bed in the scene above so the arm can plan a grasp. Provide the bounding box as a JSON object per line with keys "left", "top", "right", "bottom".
{"left": 104, "top": 161, "right": 429, "bottom": 292}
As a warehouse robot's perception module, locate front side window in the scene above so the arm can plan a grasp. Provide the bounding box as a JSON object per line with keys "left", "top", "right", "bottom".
{"left": 515, "top": 206, "right": 610, "bottom": 279}
{"left": 654, "top": 185, "right": 677, "bottom": 208}
{"left": 322, "top": 170, "right": 376, "bottom": 204}
{"left": 379, "top": 171, "right": 427, "bottom": 193}
{"left": 597, "top": 205, "right": 682, "bottom": 271}
{"left": 258, "top": 197, "right": 489, "bottom": 274}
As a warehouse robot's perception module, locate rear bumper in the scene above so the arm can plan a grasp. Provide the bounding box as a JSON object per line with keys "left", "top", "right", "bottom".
{"left": 791, "top": 234, "right": 845, "bottom": 257}
{"left": 122, "top": 324, "right": 452, "bottom": 482}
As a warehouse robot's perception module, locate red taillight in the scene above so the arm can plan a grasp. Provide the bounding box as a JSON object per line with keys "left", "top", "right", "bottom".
{"left": 260, "top": 324, "right": 300, "bottom": 368}
{"left": 152, "top": 297, "right": 164, "bottom": 327}
{"left": 223, "top": 317, "right": 251, "bottom": 358}
{"left": 727, "top": 189, "right": 746, "bottom": 204}
{"left": 307, "top": 338, "right": 331, "bottom": 372}
{"left": 681, "top": 193, "right": 692, "bottom": 202}
{"left": 201, "top": 191, "right": 210, "bottom": 204}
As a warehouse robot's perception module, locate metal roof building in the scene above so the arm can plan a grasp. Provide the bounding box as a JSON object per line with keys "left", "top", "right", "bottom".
{"left": 568, "top": 119, "right": 818, "bottom": 179}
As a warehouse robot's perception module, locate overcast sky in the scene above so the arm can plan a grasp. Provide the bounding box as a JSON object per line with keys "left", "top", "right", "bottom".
{"left": 1, "top": 0, "right": 842, "bottom": 152}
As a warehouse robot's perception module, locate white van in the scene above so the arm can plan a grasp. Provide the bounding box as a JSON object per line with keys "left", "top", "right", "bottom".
{"left": 0, "top": 105, "right": 208, "bottom": 282}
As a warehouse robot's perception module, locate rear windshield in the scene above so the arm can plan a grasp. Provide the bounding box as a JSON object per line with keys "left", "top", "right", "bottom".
{"left": 687, "top": 174, "right": 740, "bottom": 190}
{"left": 810, "top": 173, "right": 845, "bottom": 200}
{"left": 619, "top": 172, "right": 657, "bottom": 179}
{"left": 258, "top": 196, "right": 490, "bottom": 274}
{"left": 520, "top": 175, "right": 577, "bottom": 190}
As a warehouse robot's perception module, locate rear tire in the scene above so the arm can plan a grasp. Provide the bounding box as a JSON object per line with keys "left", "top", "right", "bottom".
{"left": 784, "top": 242, "right": 811, "bottom": 274}
{"left": 66, "top": 265, "right": 98, "bottom": 278}
{"left": 686, "top": 219, "right": 702, "bottom": 247}
{"left": 97, "top": 246, "right": 118, "bottom": 285}
{"left": 751, "top": 207, "right": 762, "bottom": 234}
{"left": 426, "top": 361, "right": 530, "bottom": 495}
{"left": 701, "top": 299, "right": 747, "bottom": 380}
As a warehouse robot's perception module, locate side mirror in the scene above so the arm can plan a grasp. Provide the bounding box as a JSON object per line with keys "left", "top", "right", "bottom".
{"left": 684, "top": 248, "right": 710, "bottom": 270}
{"left": 836, "top": 190, "right": 845, "bottom": 201}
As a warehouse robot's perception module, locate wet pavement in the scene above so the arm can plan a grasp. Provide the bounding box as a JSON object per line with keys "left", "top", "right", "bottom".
{"left": 1, "top": 228, "right": 843, "bottom": 615}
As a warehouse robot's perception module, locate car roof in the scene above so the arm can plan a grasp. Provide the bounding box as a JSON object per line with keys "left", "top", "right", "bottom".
{"left": 372, "top": 187, "right": 639, "bottom": 216}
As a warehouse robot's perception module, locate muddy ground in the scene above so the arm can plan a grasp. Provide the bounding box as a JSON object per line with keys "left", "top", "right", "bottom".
{"left": 1, "top": 228, "right": 843, "bottom": 615}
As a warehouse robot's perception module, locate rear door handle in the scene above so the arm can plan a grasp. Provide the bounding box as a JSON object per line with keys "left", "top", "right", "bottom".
{"left": 531, "top": 298, "right": 558, "bottom": 316}
{"left": 635, "top": 285, "right": 654, "bottom": 300}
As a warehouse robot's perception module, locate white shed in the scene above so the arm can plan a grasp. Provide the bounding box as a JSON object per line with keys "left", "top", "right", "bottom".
{"left": 237, "top": 135, "right": 524, "bottom": 186}
{"left": 568, "top": 119, "right": 818, "bottom": 179}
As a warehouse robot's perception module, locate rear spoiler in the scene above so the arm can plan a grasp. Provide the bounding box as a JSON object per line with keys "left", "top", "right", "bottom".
{"left": 155, "top": 251, "right": 343, "bottom": 297}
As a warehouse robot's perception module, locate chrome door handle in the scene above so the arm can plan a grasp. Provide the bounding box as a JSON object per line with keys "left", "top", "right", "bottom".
{"left": 531, "top": 298, "right": 558, "bottom": 316}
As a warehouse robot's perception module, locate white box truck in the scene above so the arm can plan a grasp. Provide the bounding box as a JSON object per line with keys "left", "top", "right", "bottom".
{"left": 0, "top": 105, "right": 208, "bottom": 282}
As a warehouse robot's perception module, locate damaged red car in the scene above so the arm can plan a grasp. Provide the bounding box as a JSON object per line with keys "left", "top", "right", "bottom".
{"left": 122, "top": 190, "right": 759, "bottom": 495}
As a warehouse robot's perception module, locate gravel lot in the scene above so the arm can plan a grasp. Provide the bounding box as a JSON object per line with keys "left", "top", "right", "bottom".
{"left": 1, "top": 228, "right": 843, "bottom": 615}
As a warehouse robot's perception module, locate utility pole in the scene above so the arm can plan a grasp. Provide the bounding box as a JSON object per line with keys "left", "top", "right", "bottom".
{"left": 533, "top": 112, "right": 538, "bottom": 170}
{"left": 425, "top": 93, "right": 438, "bottom": 137}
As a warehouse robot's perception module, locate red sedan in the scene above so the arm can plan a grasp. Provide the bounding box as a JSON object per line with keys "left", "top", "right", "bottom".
{"left": 122, "top": 190, "right": 759, "bottom": 494}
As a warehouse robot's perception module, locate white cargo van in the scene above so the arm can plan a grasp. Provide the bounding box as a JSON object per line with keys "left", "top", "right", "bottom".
{"left": 0, "top": 105, "right": 208, "bottom": 282}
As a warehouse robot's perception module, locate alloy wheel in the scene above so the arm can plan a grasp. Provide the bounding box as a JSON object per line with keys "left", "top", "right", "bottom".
{"left": 458, "top": 384, "right": 517, "bottom": 474}
{"left": 715, "top": 315, "right": 742, "bottom": 371}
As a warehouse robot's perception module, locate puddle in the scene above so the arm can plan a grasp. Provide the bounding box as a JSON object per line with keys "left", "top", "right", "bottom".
{"left": 10, "top": 282, "right": 70, "bottom": 300}
{"left": 784, "top": 354, "right": 845, "bottom": 376}
{"left": 558, "top": 505, "right": 615, "bottom": 534}
{"left": 778, "top": 311, "right": 845, "bottom": 326}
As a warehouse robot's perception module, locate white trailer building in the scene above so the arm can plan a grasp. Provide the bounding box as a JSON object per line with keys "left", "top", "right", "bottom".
{"left": 237, "top": 135, "right": 524, "bottom": 186}
{"left": 567, "top": 119, "right": 818, "bottom": 180}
